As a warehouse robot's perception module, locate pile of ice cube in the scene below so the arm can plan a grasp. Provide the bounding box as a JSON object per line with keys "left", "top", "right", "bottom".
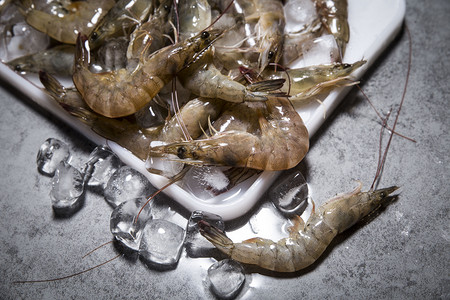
{"left": 36, "top": 138, "right": 312, "bottom": 299}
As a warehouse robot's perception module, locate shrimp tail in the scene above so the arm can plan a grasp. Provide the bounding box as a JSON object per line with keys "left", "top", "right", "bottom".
{"left": 198, "top": 220, "right": 234, "bottom": 256}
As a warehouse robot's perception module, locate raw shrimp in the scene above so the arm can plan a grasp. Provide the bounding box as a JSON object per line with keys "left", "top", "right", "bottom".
{"left": 19, "top": 0, "right": 116, "bottom": 44}
{"left": 72, "top": 29, "right": 224, "bottom": 118}
{"left": 148, "top": 96, "right": 309, "bottom": 171}
{"left": 262, "top": 60, "right": 366, "bottom": 101}
{"left": 239, "top": 0, "right": 285, "bottom": 73}
{"left": 178, "top": 49, "right": 286, "bottom": 103}
{"left": 199, "top": 184, "right": 398, "bottom": 272}
{"left": 314, "top": 0, "right": 349, "bottom": 58}
{"left": 126, "top": 0, "right": 173, "bottom": 61}
{"left": 87, "top": 0, "right": 155, "bottom": 50}
{"left": 40, "top": 71, "right": 225, "bottom": 160}
{"left": 8, "top": 44, "right": 74, "bottom": 76}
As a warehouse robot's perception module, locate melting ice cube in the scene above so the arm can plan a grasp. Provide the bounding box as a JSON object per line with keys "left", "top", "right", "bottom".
{"left": 50, "top": 161, "right": 84, "bottom": 214}
{"left": 207, "top": 259, "right": 246, "bottom": 299}
{"left": 84, "top": 145, "right": 122, "bottom": 187}
{"left": 185, "top": 211, "right": 225, "bottom": 257}
{"left": 183, "top": 166, "right": 230, "bottom": 199}
{"left": 36, "top": 138, "right": 71, "bottom": 176}
{"left": 283, "top": 0, "right": 318, "bottom": 34}
{"left": 139, "top": 219, "right": 185, "bottom": 269}
{"left": 110, "top": 197, "right": 152, "bottom": 251}
{"left": 300, "top": 34, "right": 340, "bottom": 67}
{"left": 104, "top": 166, "right": 155, "bottom": 208}
{"left": 270, "top": 171, "right": 309, "bottom": 215}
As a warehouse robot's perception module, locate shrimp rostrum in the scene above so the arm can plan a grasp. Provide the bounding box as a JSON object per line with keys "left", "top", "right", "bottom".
{"left": 73, "top": 29, "right": 223, "bottom": 118}
{"left": 199, "top": 184, "right": 398, "bottom": 272}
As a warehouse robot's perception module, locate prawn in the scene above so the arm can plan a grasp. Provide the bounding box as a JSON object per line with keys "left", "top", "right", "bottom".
{"left": 198, "top": 184, "right": 398, "bottom": 272}
{"left": 178, "top": 48, "right": 286, "bottom": 103}
{"left": 19, "top": 0, "right": 115, "bottom": 44}
{"left": 87, "top": 0, "right": 155, "bottom": 50}
{"left": 72, "top": 29, "right": 224, "bottom": 118}
{"left": 238, "top": 0, "right": 285, "bottom": 73}
{"left": 314, "top": 0, "right": 349, "bottom": 59}
{"left": 262, "top": 60, "right": 366, "bottom": 101}
{"left": 8, "top": 44, "right": 75, "bottom": 76}
{"left": 147, "top": 96, "right": 309, "bottom": 171}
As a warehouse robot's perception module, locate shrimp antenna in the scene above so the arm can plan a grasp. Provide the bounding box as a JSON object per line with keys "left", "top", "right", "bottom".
{"left": 171, "top": 79, "right": 191, "bottom": 141}
{"left": 370, "top": 24, "right": 412, "bottom": 190}
{"left": 12, "top": 255, "right": 121, "bottom": 284}
{"left": 172, "top": 0, "right": 180, "bottom": 42}
{"left": 135, "top": 167, "right": 189, "bottom": 223}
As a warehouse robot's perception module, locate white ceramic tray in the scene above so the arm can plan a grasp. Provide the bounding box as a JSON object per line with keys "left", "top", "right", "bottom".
{"left": 0, "top": 0, "right": 405, "bottom": 220}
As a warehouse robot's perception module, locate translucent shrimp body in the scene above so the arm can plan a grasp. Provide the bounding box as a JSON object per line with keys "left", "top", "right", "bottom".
{"left": 72, "top": 30, "right": 223, "bottom": 118}
{"left": 200, "top": 185, "right": 398, "bottom": 272}
{"left": 314, "top": 0, "right": 349, "bottom": 57}
{"left": 20, "top": 0, "right": 115, "bottom": 44}
{"left": 263, "top": 60, "right": 366, "bottom": 101}
{"left": 148, "top": 97, "right": 309, "bottom": 171}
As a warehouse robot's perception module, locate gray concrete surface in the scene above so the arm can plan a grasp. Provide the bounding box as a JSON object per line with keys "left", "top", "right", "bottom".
{"left": 1, "top": 0, "right": 449, "bottom": 299}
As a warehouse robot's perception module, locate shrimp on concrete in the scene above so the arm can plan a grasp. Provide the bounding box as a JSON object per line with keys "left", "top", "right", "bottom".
{"left": 262, "top": 60, "right": 366, "bottom": 101}
{"left": 72, "top": 29, "right": 224, "bottom": 118}
{"left": 199, "top": 184, "right": 398, "bottom": 272}
{"left": 314, "top": 0, "right": 349, "bottom": 59}
{"left": 19, "top": 0, "right": 115, "bottom": 44}
{"left": 147, "top": 96, "right": 309, "bottom": 171}
{"left": 178, "top": 48, "right": 286, "bottom": 103}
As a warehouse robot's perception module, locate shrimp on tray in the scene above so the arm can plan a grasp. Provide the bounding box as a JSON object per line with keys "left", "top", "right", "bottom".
{"left": 147, "top": 96, "right": 309, "bottom": 171}
{"left": 72, "top": 29, "right": 224, "bottom": 118}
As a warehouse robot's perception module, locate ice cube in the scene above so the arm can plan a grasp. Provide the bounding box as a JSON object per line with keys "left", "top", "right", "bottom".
{"left": 134, "top": 101, "right": 168, "bottom": 128}
{"left": 284, "top": 0, "right": 318, "bottom": 34}
{"left": 182, "top": 166, "right": 230, "bottom": 199}
{"left": 95, "top": 37, "right": 128, "bottom": 71}
{"left": 110, "top": 197, "right": 152, "bottom": 251}
{"left": 145, "top": 148, "right": 184, "bottom": 178}
{"left": 84, "top": 145, "right": 122, "bottom": 187}
{"left": 104, "top": 166, "right": 155, "bottom": 207}
{"left": 207, "top": 259, "right": 246, "bottom": 299}
{"left": 139, "top": 219, "right": 185, "bottom": 269}
{"left": 36, "top": 138, "right": 71, "bottom": 176}
{"left": 300, "top": 34, "right": 340, "bottom": 67}
{"left": 185, "top": 211, "right": 224, "bottom": 257}
{"left": 270, "top": 171, "right": 309, "bottom": 215}
{"left": 50, "top": 161, "right": 84, "bottom": 214}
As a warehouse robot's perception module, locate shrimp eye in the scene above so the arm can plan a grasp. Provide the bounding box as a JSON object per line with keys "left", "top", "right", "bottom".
{"left": 164, "top": 5, "right": 169, "bottom": 11}
{"left": 268, "top": 51, "right": 275, "bottom": 59}
{"left": 201, "top": 31, "right": 210, "bottom": 40}
{"left": 90, "top": 32, "right": 98, "bottom": 40}
{"left": 177, "top": 146, "right": 187, "bottom": 159}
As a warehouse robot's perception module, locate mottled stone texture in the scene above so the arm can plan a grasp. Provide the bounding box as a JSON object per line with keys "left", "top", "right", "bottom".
{"left": 0, "top": 0, "right": 449, "bottom": 298}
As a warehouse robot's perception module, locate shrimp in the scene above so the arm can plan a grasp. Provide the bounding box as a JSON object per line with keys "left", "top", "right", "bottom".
{"left": 19, "top": 0, "right": 115, "bottom": 44}
{"left": 72, "top": 29, "right": 224, "bottom": 118}
{"left": 314, "top": 0, "right": 349, "bottom": 59}
{"left": 40, "top": 70, "right": 226, "bottom": 160}
{"left": 126, "top": 0, "right": 173, "bottom": 61}
{"left": 147, "top": 96, "right": 309, "bottom": 171}
{"left": 199, "top": 184, "right": 399, "bottom": 272}
{"left": 238, "top": 0, "right": 285, "bottom": 73}
{"left": 87, "top": 0, "right": 155, "bottom": 50}
{"left": 178, "top": 48, "right": 286, "bottom": 103}
{"left": 7, "top": 44, "right": 74, "bottom": 76}
{"left": 262, "top": 60, "right": 366, "bottom": 101}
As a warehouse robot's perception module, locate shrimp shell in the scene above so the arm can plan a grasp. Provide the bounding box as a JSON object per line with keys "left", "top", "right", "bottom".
{"left": 199, "top": 185, "right": 399, "bottom": 272}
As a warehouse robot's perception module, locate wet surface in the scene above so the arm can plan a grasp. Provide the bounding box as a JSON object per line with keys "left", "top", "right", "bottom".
{"left": 0, "top": 0, "right": 449, "bottom": 299}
